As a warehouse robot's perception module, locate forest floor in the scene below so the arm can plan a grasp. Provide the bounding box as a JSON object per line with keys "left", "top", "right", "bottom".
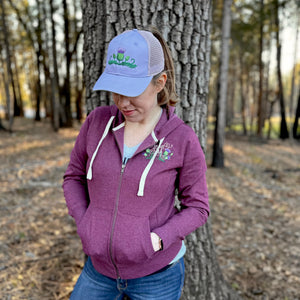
{"left": 0, "top": 117, "right": 299, "bottom": 300}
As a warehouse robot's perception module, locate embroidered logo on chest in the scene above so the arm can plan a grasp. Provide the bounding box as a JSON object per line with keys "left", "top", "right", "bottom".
{"left": 143, "top": 142, "right": 174, "bottom": 162}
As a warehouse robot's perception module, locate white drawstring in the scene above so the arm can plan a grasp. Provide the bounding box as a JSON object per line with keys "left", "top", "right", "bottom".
{"left": 87, "top": 115, "right": 164, "bottom": 196}
{"left": 137, "top": 137, "right": 165, "bottom": 197}
{"left": 87, "top": 116, "right": 115, "bottom": 180}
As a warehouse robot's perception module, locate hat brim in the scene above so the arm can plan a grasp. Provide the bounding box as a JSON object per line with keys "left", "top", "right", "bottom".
{"left": 93, "top": 72, "right": 153, "bottom": 97}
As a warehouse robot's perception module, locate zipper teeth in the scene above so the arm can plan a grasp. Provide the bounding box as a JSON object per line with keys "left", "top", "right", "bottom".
{"left": 109, "top": 163, "right": 126, "bottom": 278}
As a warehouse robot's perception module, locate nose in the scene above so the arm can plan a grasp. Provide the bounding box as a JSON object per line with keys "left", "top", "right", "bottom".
{"left": 114, "top": 94, "right": 130, "bottom": 106}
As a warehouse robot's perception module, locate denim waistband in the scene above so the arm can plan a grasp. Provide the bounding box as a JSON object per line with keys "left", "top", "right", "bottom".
{"left": 86, "top": 256, "right": 181, "bottom": 280}
{"left": 147, "top": 259, "right": 180, "bottom": 276}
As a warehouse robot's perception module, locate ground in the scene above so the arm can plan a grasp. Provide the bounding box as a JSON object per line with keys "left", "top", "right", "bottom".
{"left": 0, "top": 118, "right": 299, "bottom": 300}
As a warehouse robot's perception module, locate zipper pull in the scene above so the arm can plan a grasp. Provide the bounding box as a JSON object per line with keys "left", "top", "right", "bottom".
{"left": 121, "top": 158, "right": 128, "bottom": 174}
{"left": 121, "top": 164, "right": 126, "bottom": 173}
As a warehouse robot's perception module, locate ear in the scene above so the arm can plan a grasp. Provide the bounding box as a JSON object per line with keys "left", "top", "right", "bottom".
{"left": 155, "top": 73, "right": 167, "bottom": 93}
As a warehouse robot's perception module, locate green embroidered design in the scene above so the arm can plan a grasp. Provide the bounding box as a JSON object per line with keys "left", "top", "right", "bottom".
{"left": 108, "top": 48, "right": 137, "bottom": 68}
{"left": 143, "top": 143, "right": 174, "bottom": 162}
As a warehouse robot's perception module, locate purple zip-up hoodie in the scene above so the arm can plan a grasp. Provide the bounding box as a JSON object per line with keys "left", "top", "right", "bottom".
{"left": 63, "top": 105, "right": 209, "bottom": 279}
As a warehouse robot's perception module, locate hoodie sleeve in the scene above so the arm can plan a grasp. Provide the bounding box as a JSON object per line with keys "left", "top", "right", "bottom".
{"left": 153, "top": 129, "right": 210, "bottom": 250}
{"left": 62, "top": 114, "right": 91, "bottom": 225}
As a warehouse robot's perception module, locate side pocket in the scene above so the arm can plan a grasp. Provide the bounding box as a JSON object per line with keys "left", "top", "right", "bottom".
{"left": 113, "top": 213, "right": 156, "bottom": 265}
{"left": 77, "top": 206, "right": 111, "bottom": 259}
{"left": 76, "top": 207, "right": 91, "bottom": 254}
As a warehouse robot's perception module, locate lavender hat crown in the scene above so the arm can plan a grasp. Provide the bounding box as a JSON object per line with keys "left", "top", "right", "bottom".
{"left": 93, "top": 29, "right": 165, "bottom": 97}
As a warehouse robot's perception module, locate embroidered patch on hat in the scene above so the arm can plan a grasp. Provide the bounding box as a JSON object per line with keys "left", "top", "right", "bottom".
{"left": 108, "top": 48, "right": 137, "bottom": 68}
{"left": 143, "top": 142, "right": 174, "bottom": 162}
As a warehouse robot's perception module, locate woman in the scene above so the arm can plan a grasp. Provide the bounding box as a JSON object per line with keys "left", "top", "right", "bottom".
{"left": 63, "top": 28, "right": 209, "bottom": 300}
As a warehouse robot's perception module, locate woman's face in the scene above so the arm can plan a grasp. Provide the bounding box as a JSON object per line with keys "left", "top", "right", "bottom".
{"left": 112, "top": 73, "right": 166, "bottom": 124}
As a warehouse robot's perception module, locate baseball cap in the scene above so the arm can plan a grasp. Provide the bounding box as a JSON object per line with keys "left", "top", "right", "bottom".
{"left": 93, "top": 29, "right": 165, "bottom": 97}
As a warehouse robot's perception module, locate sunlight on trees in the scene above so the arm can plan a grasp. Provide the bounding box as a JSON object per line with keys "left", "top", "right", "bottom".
{"left": 0, "top": 0, "right": 83, "bottom": 130}
{"left": 209, "top": 0, "right": 300, "bottom": 145}
{"left": 0, "top": 0, "right": 299, "bottom": 137}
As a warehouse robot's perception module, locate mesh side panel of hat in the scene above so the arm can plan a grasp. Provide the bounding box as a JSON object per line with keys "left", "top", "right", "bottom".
{"left": 139, "top": 31, "right": 165, "bottom": 76}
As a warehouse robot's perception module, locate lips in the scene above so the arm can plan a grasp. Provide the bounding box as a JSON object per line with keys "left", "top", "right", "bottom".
{"left": 122, "top": 110, "right": 135, "bottom": 117}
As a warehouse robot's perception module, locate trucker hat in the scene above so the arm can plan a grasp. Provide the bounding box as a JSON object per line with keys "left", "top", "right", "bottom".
{"left": 93, "top": 29, "right": 165, "bottom": 97}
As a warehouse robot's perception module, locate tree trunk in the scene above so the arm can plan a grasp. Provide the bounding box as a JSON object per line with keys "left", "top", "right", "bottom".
{"left": 212, "top": 0, "right": 233, "bottom": 168}
{"left": 73, "top": 0, "right": 83, "bottom": 123}
{"left": 12, "top": 50, "right": 24, "bottom": 117}
{"left": 49, "top": 0, "right": 60, "bottom": 131}
{"left": 289, "top": 17, "right": 299, "bottom": 121}
{"left": 293, "top": 86, "right": 300, "bottom": 139}
{"left": 41, "top": 0, "right": 52, "bottom": 118}
{"left": 35, "top": 0, "right": 43, "bottom": 121}
{"left": 82, "top": 0, "right": 239, "bottom": 298}
{"left": 274, "top": 0, "right": 289, "bottom": 139}
{"left": 239, "top": 54, "right": 247, "bottom": 136}
{"left": 0, "top": 0, "right": 14, "bottom": 131}
{"left": 250, "top": 77, "right": 257, "bottom": 135}
{"left": 226, "top": 69, "right": 235, "bottom": 130}
{"left": 61, "top": 0, "right": 73, "bottom": 127}
{"left": 267, "top": 98, "right": 277, "bottom": 140}
{"left": 257, "top": 0, "right": 264, "bottom": 137}
{"left": 264, "top": 29, "right": 271, "bottom": 128}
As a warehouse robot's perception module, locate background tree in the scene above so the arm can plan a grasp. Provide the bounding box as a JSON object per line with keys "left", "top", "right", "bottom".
{"left": 73, "top": 0, "right": 84, "bottom": 123}
{"left": 288, "top": 1, "right": 300, "bottom": 138}
{"left": 293, "top": 85, "right": 300, "bottom": 139}
{"left": 209, "top": 0, "right": 298, "bottom": 140}
{"left": 273, "top": 0, "right": 289, "bottom": 139}
{"left": 289, "top": 15, "right": 299, "bottom": 120}
{"left": 8, "top": 0, "right": 46, "bottom": 121}
{"left": 257, "top": 0, "right": 265, "bottom": 136}
{"left": 82, "top": 0, "right": 239, "bottom": 298}
{"left": 212, "top": 0, "right": 233, "bottom": 168}
{"left": 0, "top": 0, "right": 14, "bottom": 131}
{"left": 7, "top": 0, "right": 83, "bottom": 129}
{"left": 49, "top": 0, "right": 60, "bottom": 131}
{"left": 61, "top": 0, "right": 72, "bottom": 127}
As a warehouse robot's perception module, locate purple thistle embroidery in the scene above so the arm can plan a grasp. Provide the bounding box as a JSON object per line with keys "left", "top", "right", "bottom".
{"left": 117, "top": 48, "right": 126, "bottom": 61}
{"left": 108, "top": 48, "right": 137, "bottom": 68}
{"left": 143, "top": 143, "right": 174, "bottom": 162}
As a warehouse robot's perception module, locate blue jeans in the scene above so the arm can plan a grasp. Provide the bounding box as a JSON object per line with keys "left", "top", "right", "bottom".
{"left": 70, "top": 257, "right": 185, "bottom": 300}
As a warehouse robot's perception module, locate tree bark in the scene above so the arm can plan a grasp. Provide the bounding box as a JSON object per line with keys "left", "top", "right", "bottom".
{"left": 267, "top": 97, "right": 277, "bottom": 140}
{"left": 49, "top": 0, "right": 60, "bottom": 131}
{"left": 82, "top": 0, "right": 239, "bottom": 298}
{"left": 239, "top": 53, "right": 247, "bottom": 136}
{"left": 289, "top": 16, "right": 299, "bottom": 121}
{"left": 226, "top": 68, "right": 235, "bottom": 129}
{"left": 12, "top": 50, "right": 24, "bottom": 117}
{"left": 274, "top": 0, "right": 289, "bottom": 139}
{"left": 250, "top": 78, "right": 257, "bottom": 135}
{"left": 212, "top": 0, "right": 233, "bottom": 168}
{"left": 293, "top": 86, "right": 300, "bottom": 139}
{"left": 73, "top": 0, "right": 83, "bottom": 123}
{"left": 0, "top": 0, "right": 14, "bottom": 131}
{"left": 41, "top": 0, "right": 52, "bottom": 118}
{"left": 61, "top": 0, "right": 73, "bottom": 127}
{"left": 34, "top": 0, "right": 44, "bottom": 121}
{"left": 256, "top": 0, "right": 264, "bottom": 137}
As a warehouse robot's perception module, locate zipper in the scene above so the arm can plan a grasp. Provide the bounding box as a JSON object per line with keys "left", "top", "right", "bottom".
{"left": 109, "top": 162, "right": 126, "bottom": 279}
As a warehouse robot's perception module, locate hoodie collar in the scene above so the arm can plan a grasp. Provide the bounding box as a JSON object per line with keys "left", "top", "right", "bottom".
{"left": 111, "top": 105, "right": 182, "bottom": 142}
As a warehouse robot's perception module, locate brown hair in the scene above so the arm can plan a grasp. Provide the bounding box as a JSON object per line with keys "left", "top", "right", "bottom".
{"left": 149, "top": 27, "right": 179, "bottom": 107}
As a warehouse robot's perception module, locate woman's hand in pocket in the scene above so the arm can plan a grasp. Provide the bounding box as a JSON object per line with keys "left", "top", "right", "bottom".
{"left": 150, "top": 232, "right": 162, "bottom": 252}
